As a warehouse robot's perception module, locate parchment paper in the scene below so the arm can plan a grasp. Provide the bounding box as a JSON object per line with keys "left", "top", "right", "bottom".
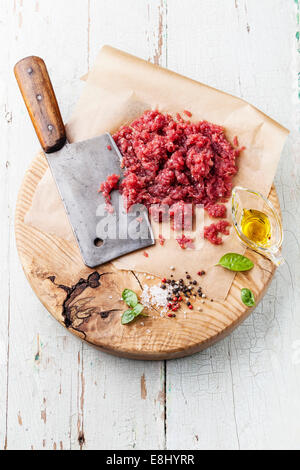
{"left": 25, "top": 45, "right": 288, "bottom": 300}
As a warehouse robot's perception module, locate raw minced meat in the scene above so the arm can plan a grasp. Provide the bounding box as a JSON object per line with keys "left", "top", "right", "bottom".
{"left": 206, "top": 203, "right": 227, "bottom": 218}
{"left": 176, "top": 234, "right": 195, "bottom": 249}
{"left": 204, "top": 220, "right": 231, "bottom": 245}
{"left": 183, "top": 110, "right": 192, "bottom": 118}
{"left": 170, "top": 201, "right": 193, "bottom": 231}
{"left": 113, "top": 110, "right": 242, "bottom": 216}
{"left": 98, "top": 111, "right": 243, "bottom": 245}
{"left": 158, "top": 234, "right": 165, "bottom": 246}
{"left": 99, "top": 174, "right": 120, "bottom": 203}
{"left": 233, "top": 136, "right": 239, "bottom": 147}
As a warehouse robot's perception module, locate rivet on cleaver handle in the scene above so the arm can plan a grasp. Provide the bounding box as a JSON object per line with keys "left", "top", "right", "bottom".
{"left": 14, "top": 56, "right": 66, "bottom": 153}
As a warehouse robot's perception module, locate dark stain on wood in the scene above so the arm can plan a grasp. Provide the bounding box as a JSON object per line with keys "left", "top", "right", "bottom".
{"left": 48, "top": 272, "right": 102, "bottom": 327}
{"left": 100, "top": 309, "right": 119, "bottom": 319}
{"left": 47, "top": 272, "right": 120, "bottom": 337}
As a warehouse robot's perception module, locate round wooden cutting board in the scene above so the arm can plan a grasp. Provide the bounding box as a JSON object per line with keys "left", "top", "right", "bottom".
{"left": 15, "top": 152, "right": 278, "bottom": 360}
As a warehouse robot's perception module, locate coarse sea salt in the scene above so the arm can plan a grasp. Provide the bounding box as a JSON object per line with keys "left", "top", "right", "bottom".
{"left": 141, "top": 283, "right": 173, "bottom": 313}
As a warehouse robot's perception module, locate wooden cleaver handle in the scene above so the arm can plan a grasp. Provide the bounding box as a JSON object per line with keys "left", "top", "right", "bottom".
{"left": 14, "top": 56, "right": 66, "bottom": 154}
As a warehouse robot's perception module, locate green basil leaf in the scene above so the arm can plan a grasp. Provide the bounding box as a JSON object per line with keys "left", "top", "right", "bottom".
{"left": 132, "top": 303, "right": 144, "bottom": 317}
{"left": 241, "top": 288, "right": 256, "bottom": 307}
{"left": 217, "top": 253, "right": 254, "bottom": 272}
{"left": 122, "top": 289, "right": 138, "bottom": 308}
{"left": 121, "top": 309, "right": 136, "bottom": 325}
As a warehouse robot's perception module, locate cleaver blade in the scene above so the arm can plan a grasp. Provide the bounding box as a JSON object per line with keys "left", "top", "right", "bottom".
{"left": 46, "top": 133, "right": 154, "bottom": 267}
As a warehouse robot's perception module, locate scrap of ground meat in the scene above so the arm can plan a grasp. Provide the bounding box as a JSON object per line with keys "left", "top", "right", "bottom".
{"left": 183, "top": 110, "right": 192, "bottom": 118}
{"left": 204, "top": 220, "right": 231, "bottom": 245}
{"left": 176, "top": 234, "right": 195, "bottom": 249}
{"left": 113, "top": 111, "right": 242, "bottom": 217}
{"left": 99, "top": 174, "right": 120, "bottom": 203}
{"left": 158, "top": 234, "right": 165, "bottom": 246}
{"left": 233, "top": 136, "right": 239, "bottom": 147}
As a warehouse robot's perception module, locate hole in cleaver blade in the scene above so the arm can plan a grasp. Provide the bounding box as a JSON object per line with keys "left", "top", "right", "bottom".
{"left": 45, "top": 133, "right": 155, "bottom": 267}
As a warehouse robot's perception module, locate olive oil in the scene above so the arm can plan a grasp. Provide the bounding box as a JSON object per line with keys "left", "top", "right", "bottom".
{"left": 241, "top": 209, "right": 271, "bottom": 246}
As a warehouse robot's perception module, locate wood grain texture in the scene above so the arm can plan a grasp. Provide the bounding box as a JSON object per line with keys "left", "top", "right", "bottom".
{"left": 14, "top": 56, "right": 66, "bottom": 153}
{"left": 15, "top": 150, "right": 278, "bottom": 360}
{"left": 1, "top": 0, "right": 299, "bottom": 451}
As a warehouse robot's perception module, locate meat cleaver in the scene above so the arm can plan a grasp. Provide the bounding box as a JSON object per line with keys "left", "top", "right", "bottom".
{"left": 14, "top": 56, "right": 154, "bottom": 267}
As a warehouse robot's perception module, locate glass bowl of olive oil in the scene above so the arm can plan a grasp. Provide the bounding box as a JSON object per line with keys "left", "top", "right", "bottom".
{"left": 231, "top": 186, "right": 284, "bottom": 266}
